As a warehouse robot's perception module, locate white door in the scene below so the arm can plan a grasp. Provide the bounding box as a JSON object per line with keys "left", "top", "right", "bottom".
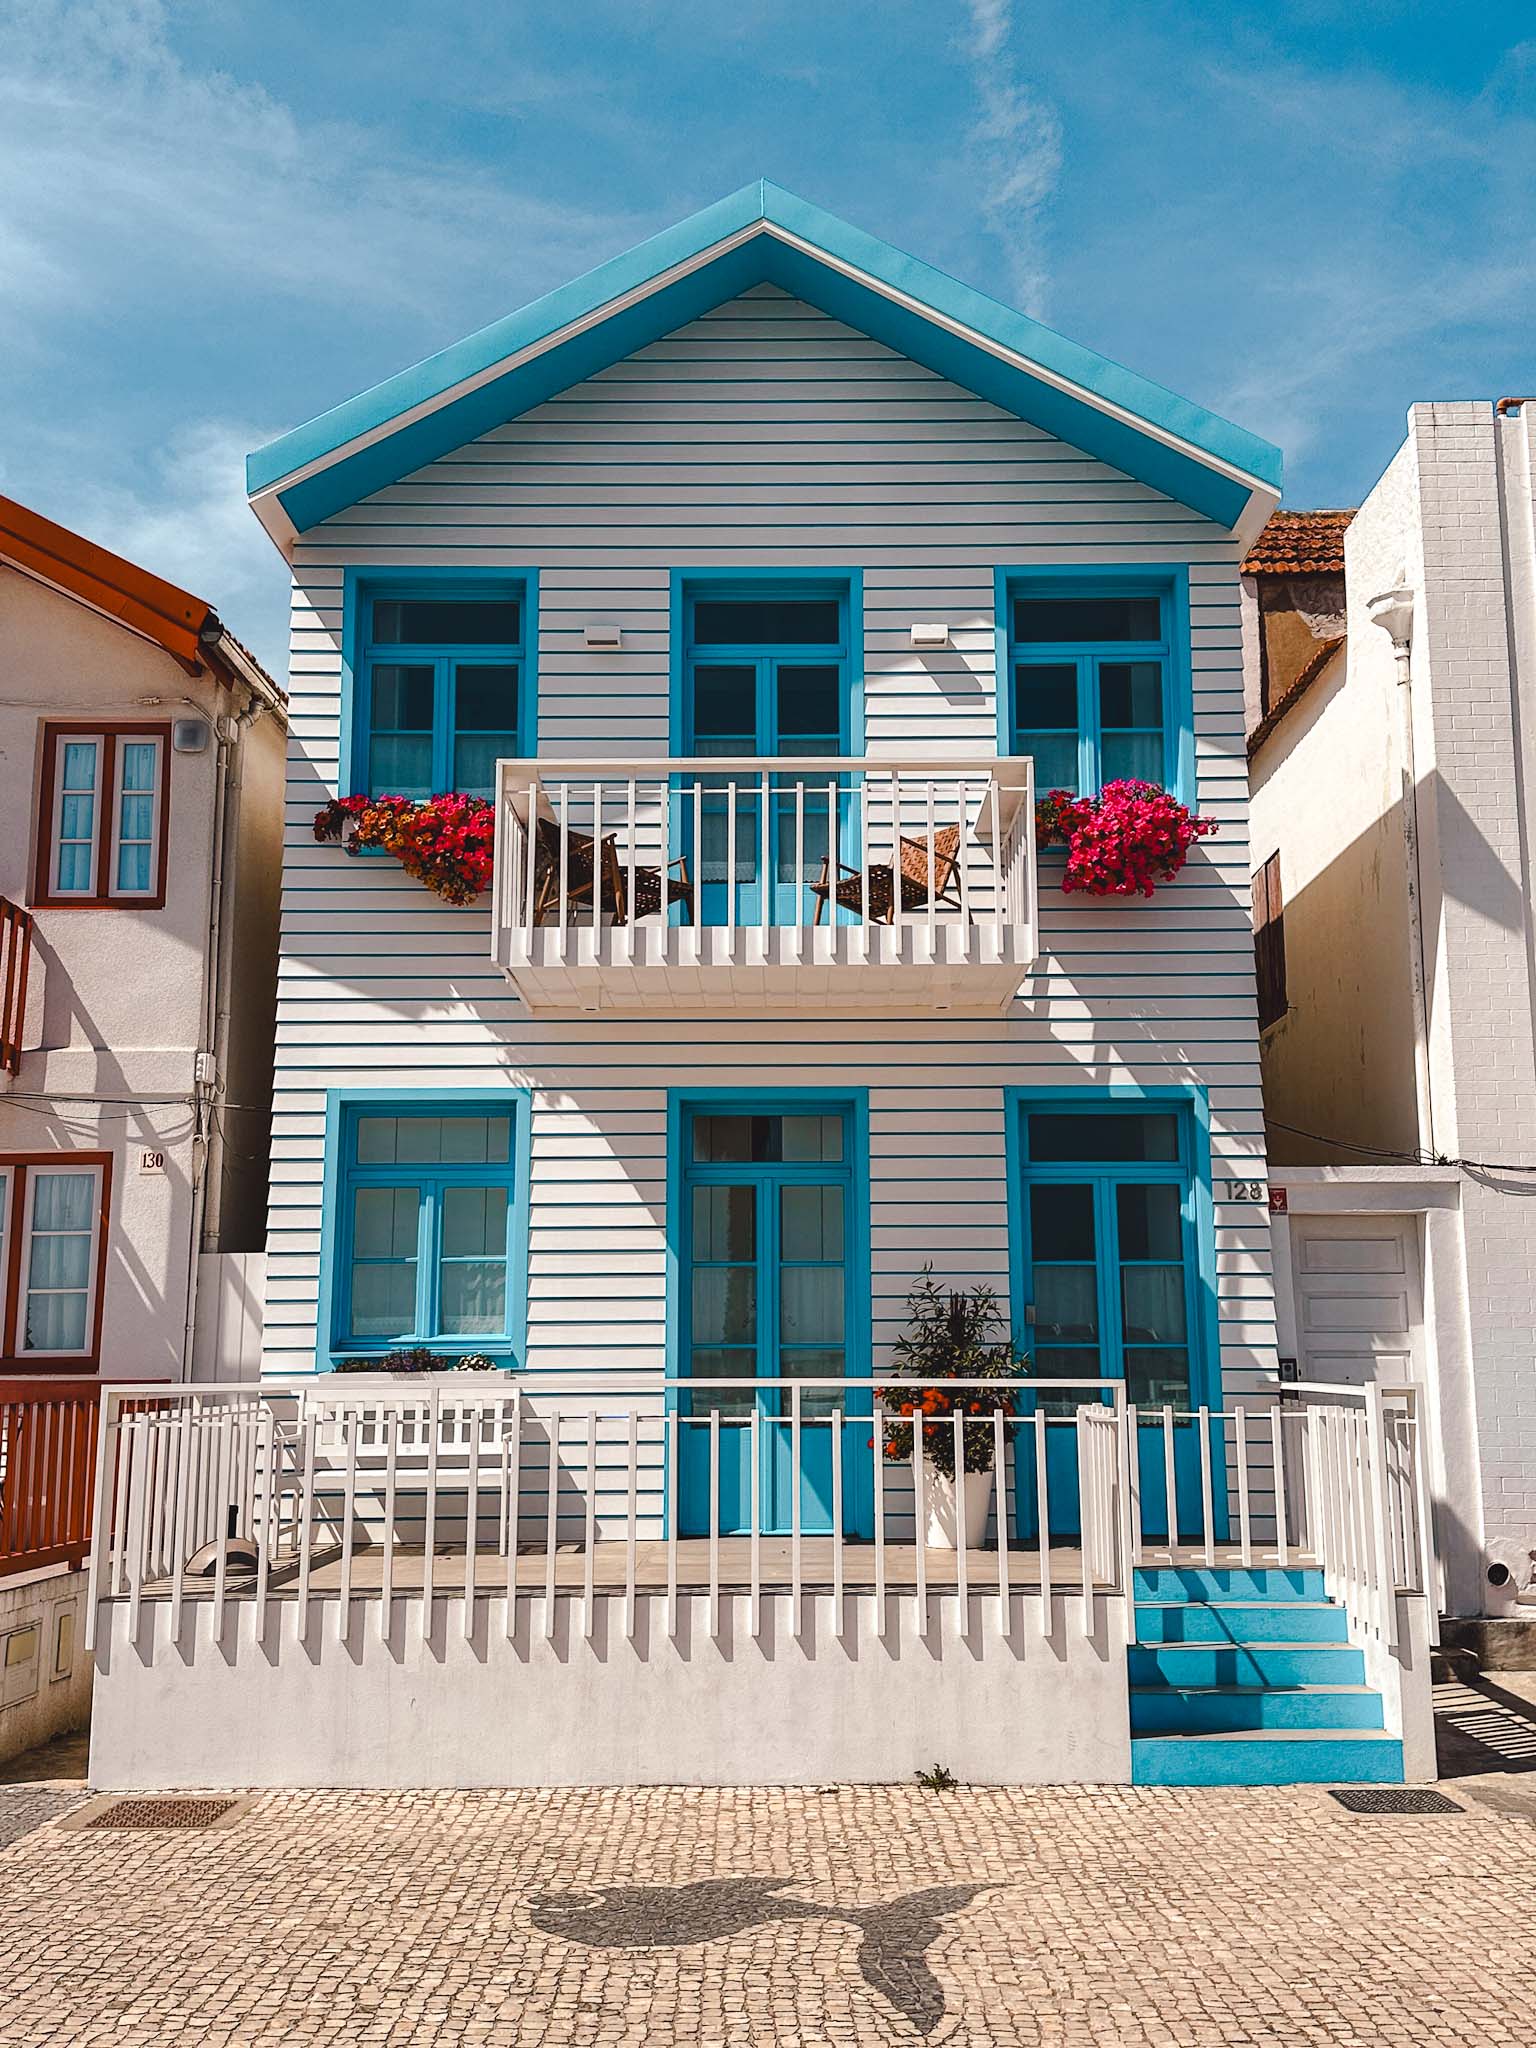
{"left": 1291, "top": 1215, "right": 1422, "bottom": 1390}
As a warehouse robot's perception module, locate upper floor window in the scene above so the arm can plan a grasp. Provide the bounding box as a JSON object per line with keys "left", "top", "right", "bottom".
{"left": 332, "top": 1101, "right": 525, "bottom": 1360}
{"left": 35, "top": 724, "right": 169, "bottom": 909}
{"left": 1005, "top": 580, "right": 1179, "bottom": 796}
{"left": 0, "top": 1155, "right": 110, "bottom": 1364}
{"left": 357, "top": 583, "right": 528, "bottom": 801}
{"left": 1253, "top": 852, "right": 1287, "bottom": 1030}
{"left": 680, "top": 582, "right": 851, "bottom": 758}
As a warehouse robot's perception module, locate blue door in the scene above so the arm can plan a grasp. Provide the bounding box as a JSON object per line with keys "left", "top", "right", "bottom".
{"left": 1013, "top": 1105, "right": 1218, "bottom": 1542}
{"left": 682, "top": 589, "right": 849, "bottom": 926}
{"left": 678, "top": 1106, "right": 869, "bottom": 1537}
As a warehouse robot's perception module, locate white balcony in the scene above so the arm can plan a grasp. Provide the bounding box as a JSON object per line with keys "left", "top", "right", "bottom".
{"left": 491, "top": 755, "right": 1037, "bottom": 1014}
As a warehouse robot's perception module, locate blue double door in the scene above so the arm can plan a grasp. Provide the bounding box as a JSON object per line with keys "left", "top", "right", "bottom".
{"left": 683, "top": 589, "right": 850, "bottom": 927}
{"left": 678, "top": 1106, "right": 870, "bottom": 1538}
{"left": 1015, "top": 1105, "right": 1216, "bottom": 1543}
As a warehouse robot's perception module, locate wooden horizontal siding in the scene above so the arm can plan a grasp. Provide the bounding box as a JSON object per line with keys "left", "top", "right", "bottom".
{"left": 266, "top": 285, "right": 1275, "bottom": 1393}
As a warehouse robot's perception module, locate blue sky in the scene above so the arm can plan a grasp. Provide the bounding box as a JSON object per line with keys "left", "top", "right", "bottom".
{"left": 3, "top": 0, "right": 1532, "bottom": 674}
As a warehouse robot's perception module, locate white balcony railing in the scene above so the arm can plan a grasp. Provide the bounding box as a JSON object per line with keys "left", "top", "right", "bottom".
{"left": 492, "top": 755, "right": 1037, "bottom": 1012}
{"left": 85, "top": 1375, "right": 1436, "bottom": 1654}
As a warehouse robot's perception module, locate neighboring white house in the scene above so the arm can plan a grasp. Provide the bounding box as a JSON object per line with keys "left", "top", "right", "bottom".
{"left": 0, "top": 495, "right": 285, "bottom": 1757}
{"left": 1246, "top": 400, "right": 1536, "bottom": 1630}
{"left": 85, "top": 185, "right": 1440, "bottom": 1792}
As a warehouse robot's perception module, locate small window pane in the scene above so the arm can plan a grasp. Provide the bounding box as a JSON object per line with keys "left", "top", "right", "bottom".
{"left": 31, "top": 1173, "right": 93, "bottom": 1232}
{"left": 439, "top": 1262, "right": 506, "bottom": 1336}
{"left": 692, "top": 1185, "right": 755, "bottom": 1262}
{"left": 354, "top": 1187, "right": 418, "bottom": 1258}
{"left": 368, "top": 735, "right": 432, "bottom": 799}
{"left": 1013, "top": 595, "right": 1161, "bottom": 643}
{"left": 440, "top": 1116, "right": 510, "bottom": 1164}
{"left": 780, "top": 1266, "right": 844, "bottom": 1345}
{"left": 777, "top": 1348, "right": 846, "bottom": 1416}
{"left": 356, "top": 1117, "right": 399, "bottom": 1164}
{"left": 1101, "top": 732, "right": 1164, "bottom": 784}
{"left": 693, "top": 598, "right": 839, "bottom": 646}
{"left": 370, "top": 665, "right": 434, "bottom": 730}
{"left": 350, "top": 1263, "right": 418, "bottom": 1339}
{"left": 781, "top": 1185, "right": 842, "bottom": 1262}
{"left": 395, "top": 1119, "right": 445, "bottom": 1164}
{"left": 692, "top": 1266, "right": 756, "bottom": 1344}
{"left": 1121, "top": 1267, "right": 1188, "bottom": 1345}
{"left": 1031, "top": 1265, "right": 1098, "bottom": 1341}
{"left": 776, "top": 666, "right": 840, "bottom": 740}
{"left": 61, "top": 742, "right": 98, "bottom": 793}
{"left": 452, "top": 734, "right": 518, "bottom": 796}
{"left": 687, "top": 1349, "right": 755, "bottom": 1418}
{"left": 1016, "top": 664, "right": 1078, "bottom": 730}
{"left": 1029, "top": 1183, "right": 1096, "bottom": 1261}
{"left": 1116, "top": 1183, "right": 1183, "bottom": 1262}
{"left": 120, "top": 742, "right": 158, "bottom": 792}
{"left": 782, "top": 1115, "right": 842, "bottom": 1162}
{"left": 454, "top": 666, "right": 518, "bottom": 731}
{"left": 1126, "top": 1348, "right": 1190, "bottom": 1408}
{"left": 692, "top": 666, "right": 755, "bottom": 740}
{"left": 1027, "top": 1112, "right": 1179, "bottom": 1163}
{"left": 373, "top": 599, "right": 520, "bottom": 645}
{"left": 441, "top": 1186, "right": 507, "bottom": 1259}
{"left": 1100, "top": 662, "right": 1163, "bottom": 730}
{"left": 1019, "top": 733, "right": 1079, "bottom": 793}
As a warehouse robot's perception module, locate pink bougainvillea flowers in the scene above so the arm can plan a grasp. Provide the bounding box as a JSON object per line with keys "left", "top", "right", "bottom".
{"left": 1034, "top": 780, "right": 1216, "bottom": 898}
{"left": 313, "top": 793, "right": 495, "bottom": 906}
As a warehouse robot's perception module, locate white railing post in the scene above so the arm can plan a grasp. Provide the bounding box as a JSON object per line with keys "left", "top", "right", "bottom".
{"left": 1364, "top": 1384, "right": 1399, "bottom": 1649}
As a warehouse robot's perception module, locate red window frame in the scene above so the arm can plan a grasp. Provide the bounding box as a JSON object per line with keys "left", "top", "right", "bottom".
{"left": 34, "top": 722, "right": 172, "bottom": 910}
{"left": 0, "top": 1153, "right": 112, "bottom": 1371}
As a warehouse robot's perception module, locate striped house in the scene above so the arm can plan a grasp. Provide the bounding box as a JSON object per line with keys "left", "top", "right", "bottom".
{"left": 86, "top": 186, "right": 1441, "bottom": 1792}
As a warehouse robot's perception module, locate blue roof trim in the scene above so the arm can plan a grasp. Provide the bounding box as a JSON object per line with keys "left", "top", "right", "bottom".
{"left": 248, "top": 179, "right": 1280, "bottom": 535}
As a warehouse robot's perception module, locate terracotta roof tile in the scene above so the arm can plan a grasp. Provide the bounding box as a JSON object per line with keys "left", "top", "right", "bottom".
{"left": 1241, "top": 508, "right": 1354, "bottom": 576}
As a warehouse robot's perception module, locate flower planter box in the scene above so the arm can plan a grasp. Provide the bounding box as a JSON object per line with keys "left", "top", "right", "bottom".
{"left": 924, "top": 1468, "right": 993, "bottom": 1550}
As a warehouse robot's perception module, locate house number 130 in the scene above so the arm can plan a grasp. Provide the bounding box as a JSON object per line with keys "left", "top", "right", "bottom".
{"left": 1225, "top": 1178, "right": 1267, "bottom": 1202}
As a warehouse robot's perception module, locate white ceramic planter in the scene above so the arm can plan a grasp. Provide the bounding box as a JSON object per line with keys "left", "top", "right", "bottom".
{"left": 924, "top": 1467, "right": 993, "bottom": 1549}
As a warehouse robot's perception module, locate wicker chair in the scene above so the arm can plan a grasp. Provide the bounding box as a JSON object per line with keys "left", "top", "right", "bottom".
{"left": 612, "top": 855, "right": 695, "bottom": 925}
{"left": 810, "top": 824, "right": 965, "bottom": 925}
{"left": 532, "top": 819, "right": 695, "bottom": 926}
{"left": 530, "top": 817, "right": 618, "bottom": 924}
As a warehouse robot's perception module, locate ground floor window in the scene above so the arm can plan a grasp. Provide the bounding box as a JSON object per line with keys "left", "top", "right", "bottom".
{"left": 1016, "top": 1103, "right": 1199, "bottom": 1409}
{"left": 0, "top": 1154, "right": 111, "bottom": 1365}
{"left": 331, "top": 1102, "right": 525, "bottom": 1360}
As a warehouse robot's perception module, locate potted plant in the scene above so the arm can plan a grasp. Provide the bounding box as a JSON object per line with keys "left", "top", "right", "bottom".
{"left": 1035, "top": 779, "right": 1216, "bottom": 897}
{"left": 876, "top": 1271, "right": 1020, "bottom": 1549}
{"left": 314, "top": 793, "right": 496, "bottom": 905}
{"left": 333, "top": 1349, "right": 500, "bottom": 1377}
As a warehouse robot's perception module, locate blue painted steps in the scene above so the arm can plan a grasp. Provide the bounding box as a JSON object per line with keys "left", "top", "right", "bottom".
{"left": 1130, "top": 1567, "right": 1403, "bottom": 1786}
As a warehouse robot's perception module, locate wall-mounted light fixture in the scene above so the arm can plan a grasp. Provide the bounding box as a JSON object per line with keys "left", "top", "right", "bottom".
{"left": 584, "top": 621, "right": 623, "bottom": 649}
{"left": 910, "top": 622, "right": 950, "bottom": 650}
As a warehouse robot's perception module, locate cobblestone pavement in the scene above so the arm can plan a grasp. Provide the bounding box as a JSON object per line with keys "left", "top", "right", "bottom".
{"left": 3, "top": 1782, "right": 1536, "bottom": 2046}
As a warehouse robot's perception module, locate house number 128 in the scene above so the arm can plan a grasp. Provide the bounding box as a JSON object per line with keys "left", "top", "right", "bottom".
{"left": 1225, "top": 1178, "right": 1267, "bottom": 1202}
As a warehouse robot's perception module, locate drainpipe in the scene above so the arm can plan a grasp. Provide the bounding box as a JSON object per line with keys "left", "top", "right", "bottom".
{"left": 1368, "top": 588, "right": 1436, "bottom": 1158}
{"left": 179, "top": 689, "right": 266, "bottom": 1380}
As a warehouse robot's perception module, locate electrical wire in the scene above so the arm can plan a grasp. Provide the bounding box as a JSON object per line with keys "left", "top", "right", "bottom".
{"left": 1265, "top": 1117, "right": 1536, "bottom": 1176}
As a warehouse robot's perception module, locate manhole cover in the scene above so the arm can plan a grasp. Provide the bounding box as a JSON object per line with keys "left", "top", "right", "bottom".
{"left": 86, "top": 1797, "right": 239, "bottom": 1831}
{"left": 1329, "top": 1788, "right": 1463, "bottom": 1815}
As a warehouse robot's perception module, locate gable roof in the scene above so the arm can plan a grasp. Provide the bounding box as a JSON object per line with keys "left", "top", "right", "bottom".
{"left": 247, "top": 181, "right": 1281, "bottom": 550}
{"left": 1242, "top": 508, "right": 1354, "bottom": 576}
{"left": 0, "top": 492, "right": 285, "bottom": 706}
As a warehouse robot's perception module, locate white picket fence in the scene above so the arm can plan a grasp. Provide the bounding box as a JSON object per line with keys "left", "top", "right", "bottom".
{"left": 85, "top": 1374, "right": 1436, "bottom": 1654}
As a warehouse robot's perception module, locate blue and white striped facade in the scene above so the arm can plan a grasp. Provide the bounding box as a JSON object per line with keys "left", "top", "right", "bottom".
{"left": 253, "top": 194, "right": 1283, "bottom": 1414}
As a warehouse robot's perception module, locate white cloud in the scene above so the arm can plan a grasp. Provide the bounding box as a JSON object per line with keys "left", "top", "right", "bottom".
{"left": 0, "top": 0, "right": 635, "bottom": 337}
{"left": 960, "top": 0, "right": 1063, "bottom": 317}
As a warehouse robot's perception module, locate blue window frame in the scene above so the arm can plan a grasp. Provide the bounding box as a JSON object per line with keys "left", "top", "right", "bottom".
{"left": 345, "top": 574, "right": 535, "bottom": 800}
{"left": 998, "top": 570, "right": 1191, "bottom": 798}
{"left": 326, "top": 1096, "right": 529, "bottom": 1363}
{"left": 668, "top": 1091, "right": 872, "bottom": 1537}
{"left": 1007, "top": 1090, "right": 1220, "bottom": 1541}
{"left": 672, "top": 575, "right": 858, "bottom": 925}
